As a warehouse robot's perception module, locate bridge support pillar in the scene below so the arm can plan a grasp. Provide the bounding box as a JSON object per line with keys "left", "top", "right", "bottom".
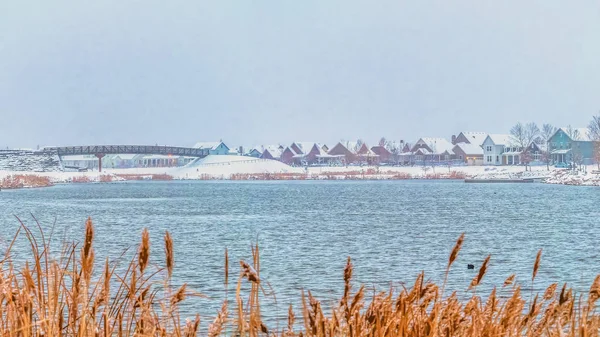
{"left": 95, "top": 153, "right": 106, "bottom": 172}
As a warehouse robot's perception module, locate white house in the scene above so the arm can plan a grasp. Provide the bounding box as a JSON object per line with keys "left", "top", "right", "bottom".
{"left": 193, "top": 142, "right": 230, "bottom": 155}
{"left": 482, "top": 134, "right": 512, "bottom": 165}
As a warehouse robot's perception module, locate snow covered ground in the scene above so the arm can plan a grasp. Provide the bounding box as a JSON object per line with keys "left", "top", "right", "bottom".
{"left": 0, "top": 150, "right": 61, "bottom": 172}
{"left": 545, "top": 167, "right": 600, "bottom": 186}
{"left": 0, "top": 155, "right": 595, "bottom": 186}
{"left": 307, "top": 165, "right": 554, "bottom": 179}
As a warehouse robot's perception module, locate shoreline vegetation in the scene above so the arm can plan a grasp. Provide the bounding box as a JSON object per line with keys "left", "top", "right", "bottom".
{"left": 3, "top": 218, "right": 600, "bottom": 336}
{"left": 0, "top": 175, "right": 54, "bottom": 189}
{"left": 1, "top": 166, "right": 598, "bottom": 190}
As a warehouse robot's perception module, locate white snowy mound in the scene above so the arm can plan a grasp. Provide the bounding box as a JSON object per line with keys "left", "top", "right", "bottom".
{"left": 173, "top": 155, "right": 303, "bottom": 179}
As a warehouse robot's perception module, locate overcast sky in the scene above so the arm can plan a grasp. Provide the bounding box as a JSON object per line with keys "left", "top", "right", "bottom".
{"left": 1, "top": 1, "right": 599, "bottom": 149}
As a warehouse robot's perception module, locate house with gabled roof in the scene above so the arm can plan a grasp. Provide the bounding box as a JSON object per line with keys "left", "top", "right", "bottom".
{"left": 260, "top": 145, "right": 284, "bottom": 160}
{"left": 524, "top": 141, "right": 546, "bottom": 166}
{"left": 549, "top": 127, "right": 594, "bottom": 166}
{"left": 327, "top": 141, "right": 378, "bottom": 165}
{"left": 371, "top": 145, "right": 392, "bottom": 164}
{"left": 245, "top": 147, "right": 263, "bottom": 158}
{"left": 193, "top": 141, "right": 230, "bottom": 155}
{"left": 410, "top": 138, "right": 454, "bottom": 164}
{"left": 280, "top": 142, "right": 336, "bottom": 166}
{"left": 482, "top": 134, "right": 513, "bottom": 165}
{"left": 452, "top": 132, "right": 488, "bottom": 146}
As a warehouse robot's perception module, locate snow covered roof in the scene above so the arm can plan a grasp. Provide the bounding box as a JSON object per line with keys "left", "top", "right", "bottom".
{"left": 193, "top": 142, "right": 225, "bottom": 150}
{"left": 292, "top": 142, "right": 320, "bottom": 154}
{"left": 457, "top": 132, "right": 488, "bottom": 146}
{"left": 486, "top": 134, "right": 513, "bottom": 146}
{"left": 414, "top": 148, "right": 431, "bottom": 155}
{"left": 453, "top": 143, "right": 483, "bottom": 155}
{"left": 418, "top": 138, "right": 454, "bottom": 154}
{"left": 312, "top": 144, "right": 329, "bottom": 156}
{"left": 262, "top": 145, "right": 283, "bottom": 158}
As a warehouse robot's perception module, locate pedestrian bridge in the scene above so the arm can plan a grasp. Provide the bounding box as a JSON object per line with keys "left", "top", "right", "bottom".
{"left": 39, "top": 145, "right": 209, "bottom": 171}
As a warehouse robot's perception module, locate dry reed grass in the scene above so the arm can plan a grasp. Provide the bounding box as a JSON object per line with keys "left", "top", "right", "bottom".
{"left": 0, "top": 175, "right": 53, "bottom": 189}
{"left": 3, "top": 218, "right": 600, "bottom": 336}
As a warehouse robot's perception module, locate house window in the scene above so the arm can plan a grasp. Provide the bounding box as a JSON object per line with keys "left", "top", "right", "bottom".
{"left": 496, "top": 156, "right": 499, "bottom": 162}
{"left": 486, "top": 146, "right": 492, "bottom": 152}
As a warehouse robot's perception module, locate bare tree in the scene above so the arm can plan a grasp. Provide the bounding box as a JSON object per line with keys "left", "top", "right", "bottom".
{"left": 589, "top": 115, "right": 600, "bottom": 140}
{"left": 510, "top": 122, "right": 526, "bottom": 148}
{"left": 589, "top": 114, "right": 600, "bottom": 169}
{"left": 572, "top": 143, "right": 584, "bottom": 171}
{"left": 510, "top": 122, "right": 539, "bottom": 171}
{"left": 593, "top": 142, "right": 600, "bottom": 170}
{"left": 388, "top": 142, "right": 401, "bottom": 166}
{"left": 564, "top": 125, "right": 583, "bottom": 170}
{"left": 565, "top": 125, "right": 581, "bottom": 141}
{"left": 541, "top": 124, "right": 557, "bottom": 142}
{"left": 379, "top": 137, "right": 387, "bottom": 147}
{"left": 539, "top": 124, "right": 557, "bottom": 170}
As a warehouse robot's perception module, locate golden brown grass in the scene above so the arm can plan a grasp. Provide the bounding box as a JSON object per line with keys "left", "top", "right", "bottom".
{"left": 0, "top": 175, "right": 53, "bottom": 189}
{"left": 3, "top": 218, "right": 600, "bottom": 336}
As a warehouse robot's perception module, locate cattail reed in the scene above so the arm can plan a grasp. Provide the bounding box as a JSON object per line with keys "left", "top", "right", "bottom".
{"left": 4, "top": 216, "right": 600, "bottom": 337}
{"left": 532, "top": 249, "right": 542, "bottom": 282}
{"left": 447, "top": 233, "right": 465, "bottom": 270}
{"left": 164, "top": 231, "right": 174, "bottom": 279}
{"left": 469, "top": 255, "right": 491, "bottom": 289}
{"left": 171, "top": 283, "right": 187, "bottom": 306}
{"left": 589, "top": 275, "right": 600, "bottom": 304}
{"left": 504, "top": 274, "right": 516, "bottom": 287}
{"left": 208, "top": 301, "right": 228, "bottom": 337}
{"left": 225, "top": 248, "right": 229, "bottom": 287}
{"left": 544, "top": 283, "right": 558, "bottom": 300}
{"left": 139, "top": 228, "right": 150, "bottom": 274}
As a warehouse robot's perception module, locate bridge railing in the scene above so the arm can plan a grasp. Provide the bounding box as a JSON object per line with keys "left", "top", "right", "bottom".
{"left": 40, "top": 145, "right": 210, "bottom": 158}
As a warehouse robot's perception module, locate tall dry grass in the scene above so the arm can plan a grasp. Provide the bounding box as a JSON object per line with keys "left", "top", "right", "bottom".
{"left": 2, "top": 218, "right": 600, "bottom": 336}
{"left": 0, "top": 175, "right": 53, "bottom": 189}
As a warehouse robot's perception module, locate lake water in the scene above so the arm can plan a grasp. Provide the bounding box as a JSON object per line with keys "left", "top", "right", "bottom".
{"left": 1, "top": 180, "right": 599, "bottom": 322}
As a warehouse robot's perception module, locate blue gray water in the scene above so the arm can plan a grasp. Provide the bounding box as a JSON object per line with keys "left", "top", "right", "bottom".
{"left": 0, "top": 180, "right": 599, "bottom": 323}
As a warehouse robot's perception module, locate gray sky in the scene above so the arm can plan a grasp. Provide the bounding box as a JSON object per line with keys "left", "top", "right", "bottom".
{"left": 1, "top": 1, "right": 599, "bottom": 149}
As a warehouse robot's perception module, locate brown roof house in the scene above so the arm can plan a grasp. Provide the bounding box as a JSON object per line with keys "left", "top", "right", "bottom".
{"left": 328, "top": 141, "right": 379, "bottom": 165}
{"left": 260, "top": 145, "right": 284, "bottom": 160}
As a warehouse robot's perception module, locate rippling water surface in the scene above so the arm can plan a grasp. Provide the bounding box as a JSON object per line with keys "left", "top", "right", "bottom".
{"left": 1, "top": 180, "right": 599, "bottom": 321}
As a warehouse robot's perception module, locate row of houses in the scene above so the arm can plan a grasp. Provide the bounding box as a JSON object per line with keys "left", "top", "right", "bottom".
{"left": 61, "top": 127, "right": 598, "bottom": 170}
{"left": 231, "top": 127, "right": 597, "bottom": 167}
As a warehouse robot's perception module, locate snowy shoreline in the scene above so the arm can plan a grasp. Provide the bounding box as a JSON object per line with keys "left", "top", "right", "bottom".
{"left": 1, "top": 155, "right": 596, "bottom": 187}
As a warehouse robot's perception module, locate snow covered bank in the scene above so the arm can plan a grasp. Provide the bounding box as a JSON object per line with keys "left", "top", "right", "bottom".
{"left": 1, "top": 154, "right": 593, "bottom": 186}
{"left": 468, "top": 166, "right": 553, "bottom": 180}
{"left": 545, "top": 169, "right": 600, "bottom": 186}
{"left": 0, "top": 170, "right": 125, "bottom": 185}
